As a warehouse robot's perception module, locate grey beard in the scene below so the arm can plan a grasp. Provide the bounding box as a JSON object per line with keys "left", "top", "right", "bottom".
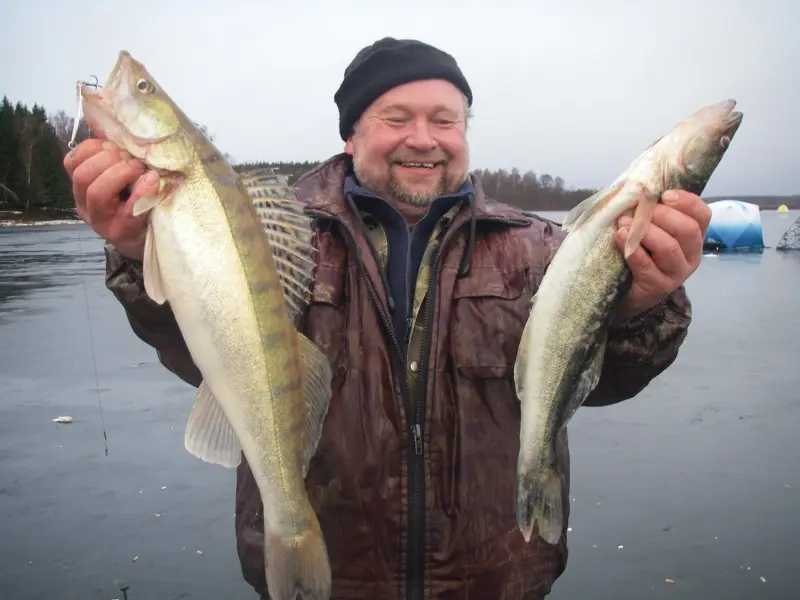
{"left": 354, "top": 166, "right": 454, "bottom": 207}
{"left": 387, "top": 176, "right": 445, "bottom": 206}
{"left": 353, "top": 154, "right": 466, "bottom": 208}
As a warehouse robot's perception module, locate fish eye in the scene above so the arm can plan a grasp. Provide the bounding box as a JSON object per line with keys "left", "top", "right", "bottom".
{"left": 720, "top": 136, "right": 730, "bottom": 149}
{"left": 136, "top": 79, "right": 155, "bottom": 94}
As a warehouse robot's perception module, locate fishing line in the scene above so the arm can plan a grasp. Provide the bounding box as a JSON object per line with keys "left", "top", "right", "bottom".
{"left": 69, "top": 76, "right": 109, "bottom": 457}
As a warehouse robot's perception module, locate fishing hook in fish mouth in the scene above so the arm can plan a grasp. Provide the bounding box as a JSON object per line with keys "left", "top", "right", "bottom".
{"left": 68, "top": 75, "right": 102, "bottom": 150}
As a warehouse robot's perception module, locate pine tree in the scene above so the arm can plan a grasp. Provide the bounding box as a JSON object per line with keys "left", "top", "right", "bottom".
{"left": 0, "top": 96, "right": 21, "bottom": 206}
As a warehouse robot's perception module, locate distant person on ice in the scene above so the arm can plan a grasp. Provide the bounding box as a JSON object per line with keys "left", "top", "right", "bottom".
{"left": 64, "top": 37, "right": 710, "bottom": 599}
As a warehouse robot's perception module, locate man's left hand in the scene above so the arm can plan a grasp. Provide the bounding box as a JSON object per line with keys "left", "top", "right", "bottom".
{"left": 614, "top": 189, "right": 711, "bottom": 323}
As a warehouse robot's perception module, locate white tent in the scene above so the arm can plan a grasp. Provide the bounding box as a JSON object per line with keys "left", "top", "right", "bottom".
{"left": 703, "top": 200, "right": 764, "bottom": 251}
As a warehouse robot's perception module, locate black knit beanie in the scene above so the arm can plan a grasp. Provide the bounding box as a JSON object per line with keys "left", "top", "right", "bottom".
{"left": 334, "top": 37, "right": 473, "bottom": 141}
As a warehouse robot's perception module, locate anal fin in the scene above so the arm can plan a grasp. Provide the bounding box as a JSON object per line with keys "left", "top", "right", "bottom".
{"left": 184, "top": 380, "right": 242, "bottom": 469}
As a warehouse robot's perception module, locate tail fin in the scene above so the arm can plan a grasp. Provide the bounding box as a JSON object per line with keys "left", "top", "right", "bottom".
{"left": 516, "top": 467, "right": 564, "bottom": 546}
{"left": 265, "top": 520, "right": 331, "bottom": 600}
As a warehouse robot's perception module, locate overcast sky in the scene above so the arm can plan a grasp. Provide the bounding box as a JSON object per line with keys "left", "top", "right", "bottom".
{"left": 2, "top": 0, "right": 797, "bottom": 196}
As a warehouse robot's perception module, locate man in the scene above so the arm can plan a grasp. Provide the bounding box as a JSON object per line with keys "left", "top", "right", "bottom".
{"left": 64, "top": 38, "right": 708, "bottom": 600}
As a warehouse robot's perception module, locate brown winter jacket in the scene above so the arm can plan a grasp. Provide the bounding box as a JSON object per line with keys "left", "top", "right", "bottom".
{"left": 104, "top": 153, "right": 692, "bottom": 600}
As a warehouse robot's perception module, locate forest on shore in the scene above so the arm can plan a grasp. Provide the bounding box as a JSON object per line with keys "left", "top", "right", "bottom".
{"left": 2, "top": 96, "right": 797, "bottom": 223}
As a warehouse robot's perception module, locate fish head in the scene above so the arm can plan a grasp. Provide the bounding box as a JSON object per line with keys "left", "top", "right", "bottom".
{"left": 80, "top": 50, "right": 197, "bottom": 173}
{"left": 665, "top": 99, "right": 743, "bottom": 194}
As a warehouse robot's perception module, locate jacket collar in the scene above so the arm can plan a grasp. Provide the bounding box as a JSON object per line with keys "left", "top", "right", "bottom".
{"left": 293, "top": 153, "right": 532, "bottom": 279}
{"left": 294, "top": 153, "right": 523, "bottom": 222}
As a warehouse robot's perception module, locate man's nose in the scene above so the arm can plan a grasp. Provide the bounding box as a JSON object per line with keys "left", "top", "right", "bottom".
{"left": 405, "top": 118, "right": 437, "bottom": 150}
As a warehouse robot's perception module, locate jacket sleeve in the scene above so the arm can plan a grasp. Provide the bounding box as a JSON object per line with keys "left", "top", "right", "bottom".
{"left": 583, "top": 286, "right": 691, "bottom": 406}
{"left": 104, "top": 244, "right": 203, "bottom": 388}
{"left": 528, "top": 214, "right": 692, "bottom": 408}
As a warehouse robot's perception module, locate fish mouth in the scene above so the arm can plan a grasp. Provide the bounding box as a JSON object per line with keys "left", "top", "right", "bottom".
{"left": 78, "top": 50, "right": 170, "bottom": 153}
{"left": 722, "top": 115, "right": 743, "bottom": 149}
{"left": 719, "top": 99, "right": 743, "bottom": 125}
{"left": 713, "top": 99, "right": 743, "bottom": 150}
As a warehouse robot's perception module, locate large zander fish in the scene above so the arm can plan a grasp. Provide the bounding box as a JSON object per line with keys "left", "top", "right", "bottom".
{"left": 513, "top": 99, "right": 743, "bottom": 546}
{"left": 79, "top": 50, "right": 333, "bottom": 600}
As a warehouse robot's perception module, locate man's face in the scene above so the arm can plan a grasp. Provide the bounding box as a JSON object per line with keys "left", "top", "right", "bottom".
{"left": 345, "top": 79, "right": 470, "bottom": 207}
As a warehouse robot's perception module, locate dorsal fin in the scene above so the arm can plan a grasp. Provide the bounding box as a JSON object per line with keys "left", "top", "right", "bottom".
{"left": 242, "top": 173, "right": 317, "bottom": 324}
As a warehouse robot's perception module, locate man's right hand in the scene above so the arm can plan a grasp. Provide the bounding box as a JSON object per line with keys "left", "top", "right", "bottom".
{"left": 64, "top": 139, "right": 160, "bottom": 262}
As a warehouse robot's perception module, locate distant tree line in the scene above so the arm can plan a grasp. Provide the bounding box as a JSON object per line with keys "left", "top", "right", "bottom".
{"left": 0, "top": 96, "right": 91, "bottom": 214}
{"left": 234, "top": 161, "right": 600, "bottom": 210}
{"left": 470, "top": 168, "right": 598, "bottom": 211}
{"left": 2, "top": 95, "right": 796, "bottom": 217}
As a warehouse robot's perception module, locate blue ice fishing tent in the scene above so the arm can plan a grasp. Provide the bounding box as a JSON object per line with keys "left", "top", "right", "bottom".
{"left": 703, "top": 200, "right": 765, "bottom": 251}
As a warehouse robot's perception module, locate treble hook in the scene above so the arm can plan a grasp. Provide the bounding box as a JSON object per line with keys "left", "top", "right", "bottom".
{"left": 68, "top": 75, "right": 102, "bottom": 150}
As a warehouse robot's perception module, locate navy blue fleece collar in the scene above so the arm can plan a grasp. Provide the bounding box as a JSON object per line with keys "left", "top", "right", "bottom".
{"left": 341, "top": 172, "right": 474, "bottom": 343}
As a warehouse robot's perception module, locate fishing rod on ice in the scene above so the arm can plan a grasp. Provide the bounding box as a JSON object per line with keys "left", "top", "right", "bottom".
{"left": 68, "top": 74, "right": 110, "bottom": 457}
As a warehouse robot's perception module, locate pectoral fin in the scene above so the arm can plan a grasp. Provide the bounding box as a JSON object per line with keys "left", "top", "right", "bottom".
{"left": 142, "top": 224, "right": 167, "bottom": 304}
{"left": 622, "top": 185, "right": 660, "bottom": 259}
{"left": 563, "top": 332, "right": 608, "bottom": 420}
{"left": 513, "top": 293, "right": 537, "bottom": 401}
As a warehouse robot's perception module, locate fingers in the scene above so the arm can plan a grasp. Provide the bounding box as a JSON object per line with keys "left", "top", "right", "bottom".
{"left": 72, "top": 145, "right": 135, "bottom": 195}
{"left": 649, "top": 203, "right": 704, "bottom": 267}
{"left": 617, "top": 226, "right": 657, "bottom": 275}
{"left": 69, "top": 140, "right": 144, "bottom": 222}
{"left": 63, "top": 139, "right": 106, "bottom": 177}
{"left": 100, "top": 169, "right": 158, "bottom": 263}
{"left": 85, "top": 159, "right": 147, "bottom": 228}
{"left": 618, "top": 217, "right": 688, "bottom": 277}
{"left": 662, "top": 189, "right": 712, "bottom": 234}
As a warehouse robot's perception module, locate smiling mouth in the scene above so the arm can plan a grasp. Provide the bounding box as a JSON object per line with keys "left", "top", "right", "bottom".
{"left": 395, "top": 161, "right": 444, "bottom": 170}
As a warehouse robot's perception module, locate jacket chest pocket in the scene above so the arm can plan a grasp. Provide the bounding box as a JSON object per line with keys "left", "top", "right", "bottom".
{"left": 449, "top": 266, "right": 533, "bottom": 381}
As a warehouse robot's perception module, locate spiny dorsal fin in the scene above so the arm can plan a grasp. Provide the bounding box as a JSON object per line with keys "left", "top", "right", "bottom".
{"left": 244, "top": 178, "right": 317, "bottom": 324}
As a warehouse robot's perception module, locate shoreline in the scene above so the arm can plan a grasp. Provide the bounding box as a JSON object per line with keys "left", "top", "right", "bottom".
{"left": 0, "top": 219, "right": 84, "bottom": 227}
{"left": 0, "top": 210, "right": 83, "bottom": 228}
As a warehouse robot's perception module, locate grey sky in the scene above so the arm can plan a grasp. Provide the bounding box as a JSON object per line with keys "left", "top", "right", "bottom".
{"left": 2, "top": 0, "right": 797, "bottom": 196}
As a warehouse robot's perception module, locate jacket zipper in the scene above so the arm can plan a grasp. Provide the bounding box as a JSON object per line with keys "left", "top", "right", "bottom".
{"left": 406, "top": 215, "right": 527, "bottom": 600}
{"left": 309, "top": 210, "right": 527, "bottom": 600}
